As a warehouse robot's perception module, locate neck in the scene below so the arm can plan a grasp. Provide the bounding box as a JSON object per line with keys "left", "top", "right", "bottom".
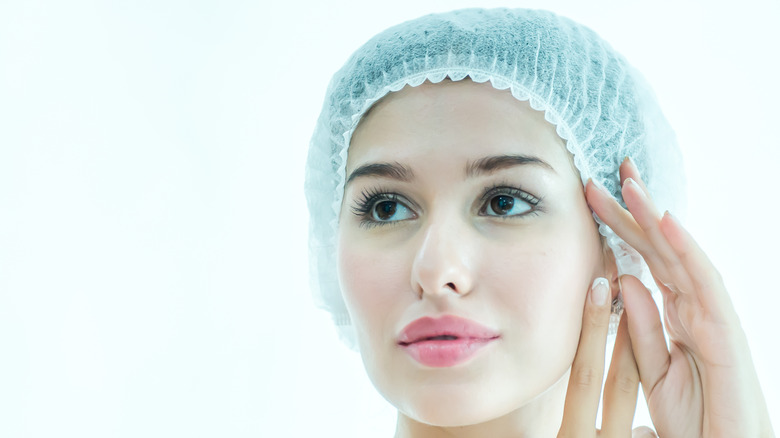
{"left": 393, "top": 370, "right": 570, "bottom": 438}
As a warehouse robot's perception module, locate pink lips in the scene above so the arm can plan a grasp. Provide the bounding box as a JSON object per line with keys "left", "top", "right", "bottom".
{"left": 398, "top": 315, "right": 500, "bottom": 367}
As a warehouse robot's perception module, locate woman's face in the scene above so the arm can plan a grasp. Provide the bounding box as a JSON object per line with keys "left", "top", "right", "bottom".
{"left": 338, "top": 80, "right": 610, "bottom": 426}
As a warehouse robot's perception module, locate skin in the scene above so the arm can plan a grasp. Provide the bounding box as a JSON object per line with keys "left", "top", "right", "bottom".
{"left": 588, "top": 164, "right": 776, "bottom": 437}
{"left": 337, "top": 79, "right": 775, "bottom": 437}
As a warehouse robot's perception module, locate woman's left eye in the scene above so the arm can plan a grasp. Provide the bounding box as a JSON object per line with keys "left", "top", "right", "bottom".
{"left": 480, "top": 188, "right": 539, "bottom": 217}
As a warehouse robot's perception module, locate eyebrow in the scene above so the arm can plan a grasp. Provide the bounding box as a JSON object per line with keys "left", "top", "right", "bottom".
{"left": 345, "top": 153, "right": 555, "bottom": 187}
{"left": 465, "top": 154, "right": 556, "bottom": 177}
{"left": 345, "top": 162, "right": 414, "bottom": 187}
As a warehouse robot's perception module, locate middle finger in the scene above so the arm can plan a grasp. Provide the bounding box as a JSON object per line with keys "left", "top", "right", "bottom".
{"left": 600, "top": 312, "right": 640, "bottom": 438}
{"left": 621, "top": 177, "right": 695, "bottom": 294}
{"left": 586, "top": 174, "right": 691, "bottom": 294}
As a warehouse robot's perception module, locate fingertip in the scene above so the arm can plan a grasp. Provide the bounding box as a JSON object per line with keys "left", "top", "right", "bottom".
{"left": 585, "top": 177, "right": 618, "bottom": 216}
{"left": 662, "top": 210, "right": 678, "bottom": 225}
{"left": 622, "top": 177, "right": 642, "bottom": 196}
{"left": 661, "top": 210, "right": 684, "bottom": 230}
{"left": 591, "top": 277, "right": 610, "bottom": 307}
{"left": 617, "top": 275, "right": 648, "bottom": 314}
{"left": 619, "top": 156, "right": 630, "bottom": 179}
{"left": 619, "top": 155, "right": 638, "bottom": 179}
{"left": 620, "top": 178, "right": 639, "bottom": 206}
{"left": 618, "top": 273, "right": 640, "bottom": 287}
{"left": 581, "top": 277, "right": 613, "bottom": 334}
{"left": 659, "top": 210, "right": 688, "bottom": 252}
{"left": 632, "top": 426, "right": 658, "bottom": 438}
{"left": 584, "top": 178, "right": 595, "bottom": 197}
{"left": 584, "top": 178, "right": 608, "bottom": 213}
{"left": 625, "top": 156, "right": 638, "bottom": 171}
{"left": 587, "top": 177, "right": 608, "bottom": 196}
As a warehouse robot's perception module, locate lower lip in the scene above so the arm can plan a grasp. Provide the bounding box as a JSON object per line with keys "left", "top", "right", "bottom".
{"left": 400, "top": 338, "right": 498, "bottom": 367}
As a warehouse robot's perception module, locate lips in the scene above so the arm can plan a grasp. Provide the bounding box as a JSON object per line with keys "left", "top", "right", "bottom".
{"left": 398, "top": 315, "right": 500, "bottom": 367}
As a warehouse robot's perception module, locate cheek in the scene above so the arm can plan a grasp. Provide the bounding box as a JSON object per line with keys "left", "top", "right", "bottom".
{"left": 337, "top": 237, "right": 412, "bottom": 343}
{"left": 480, "top": 219, "right": 602, "bottom": 346}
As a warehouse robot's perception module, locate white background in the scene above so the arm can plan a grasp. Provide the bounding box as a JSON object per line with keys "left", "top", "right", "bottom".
{"left": 0, "top": 0, "right": 778, "bottom": 436}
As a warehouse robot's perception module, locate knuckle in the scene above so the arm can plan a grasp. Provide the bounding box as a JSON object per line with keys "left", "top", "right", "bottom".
{"left": 692, "top": 268, "right": 724, "bottom": 293}
{"left": 573, "top": 365, "right": 600, "bottom": 389}
{"left": 608, "top": 370, "right": 638, "bottom": 395}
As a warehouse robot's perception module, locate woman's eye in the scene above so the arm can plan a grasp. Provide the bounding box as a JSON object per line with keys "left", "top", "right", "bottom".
{"left": 483, "top": 194, "right": 533, "bottom": 216}
{"left": 370, "top": 200, "right": 414, "bottom": 222}
{"left": 351, "top": 190, "right": 417, "bottom": 227}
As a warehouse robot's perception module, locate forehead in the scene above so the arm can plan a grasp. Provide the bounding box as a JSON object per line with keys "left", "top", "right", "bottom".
{"left": 347, "top": 80, "right": 574, "bottom": 174}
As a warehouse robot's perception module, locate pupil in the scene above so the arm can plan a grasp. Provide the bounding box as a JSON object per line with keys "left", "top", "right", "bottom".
{"left": 375, "top": 201, "right": 397, "bottom": 220}
{"left": 492, "top": 195, "right": 513, "bottom": 214}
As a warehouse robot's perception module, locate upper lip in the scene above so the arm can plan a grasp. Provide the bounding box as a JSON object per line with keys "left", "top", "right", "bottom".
{"left": 398, "top": 315, "right": 501, "bottom": 345}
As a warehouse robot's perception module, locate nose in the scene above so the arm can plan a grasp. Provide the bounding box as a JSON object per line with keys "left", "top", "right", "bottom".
{"left": 410, "top": 213, "right": 476, "bottom": 299}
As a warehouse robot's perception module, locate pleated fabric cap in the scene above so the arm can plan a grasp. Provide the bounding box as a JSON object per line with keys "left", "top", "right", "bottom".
{"left": 305, "top": 7, "right": 685, "bottom": 349}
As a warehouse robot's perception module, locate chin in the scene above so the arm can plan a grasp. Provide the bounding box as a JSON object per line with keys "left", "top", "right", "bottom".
{"left": 405, "top": 390, "right": 517, "bottom": 427}
{"left": 362, "top": 335, "right": 575, "bottom": 428}
{"left": 389, "top": 367, "right": 539, "bottom": 427}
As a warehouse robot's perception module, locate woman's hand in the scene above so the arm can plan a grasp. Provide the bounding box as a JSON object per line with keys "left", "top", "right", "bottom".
{"left": 583, "top": 158, "right": 774, "bottom": 437}
{"left": 557, "top": 277, "right": 657, "bottom": 437}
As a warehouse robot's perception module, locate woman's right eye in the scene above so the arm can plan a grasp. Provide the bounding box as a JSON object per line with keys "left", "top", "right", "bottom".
{"left": 351, "top": 191, "right": 416, "bottom": 227}
{"left": 369, "top": 200, "right": 414, "bottom": 222}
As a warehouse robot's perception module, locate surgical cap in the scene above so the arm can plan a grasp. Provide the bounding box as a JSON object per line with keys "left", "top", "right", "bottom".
{"left": 305, "top": 7, "right": 686, "bottom": 349}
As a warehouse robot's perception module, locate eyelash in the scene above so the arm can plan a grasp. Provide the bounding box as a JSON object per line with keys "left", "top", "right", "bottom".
{"left": 478, "top": 184, "right": 542, "bottom": 218}
{"left": 350, "top": 187, "right": 406, "bottom": 229}
{"left": 350, "top": 183, "right": 542, "bottom": 228}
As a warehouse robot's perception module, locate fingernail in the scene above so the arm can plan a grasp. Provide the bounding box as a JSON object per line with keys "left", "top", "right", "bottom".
{"left": 624, "top": 156, "right": 639, "bottom": 173}
{"left": 591, "top": 277, "right": 609, "bottom": 306}
{"left": 590, "top": 177, "right": 609, "bottom": 194}
{"left": 623, "top": 177, "right": 642, "bottom": 193}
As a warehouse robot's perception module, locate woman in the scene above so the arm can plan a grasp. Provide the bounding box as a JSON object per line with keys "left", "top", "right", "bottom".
{"left": 304, "top": 8, "right": 774, "bottom": 437}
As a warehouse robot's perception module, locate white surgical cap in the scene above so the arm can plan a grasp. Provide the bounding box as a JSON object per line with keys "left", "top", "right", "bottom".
{"left": 305, "top": 7, "right": 686, "bottom": 349}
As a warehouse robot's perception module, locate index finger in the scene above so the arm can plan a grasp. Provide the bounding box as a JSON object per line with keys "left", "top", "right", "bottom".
{"left": 558, "top": 277, "right": 612, "bottom": 436}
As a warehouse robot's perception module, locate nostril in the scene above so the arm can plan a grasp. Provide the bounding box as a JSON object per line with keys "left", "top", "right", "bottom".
{"left": 445, "top": 282, "right": 456, "bottom": 291}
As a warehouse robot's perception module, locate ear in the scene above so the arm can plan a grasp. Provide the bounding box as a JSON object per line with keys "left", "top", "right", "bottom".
{"left": 602, "top": 244, "right": 620, "bottom": 301}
